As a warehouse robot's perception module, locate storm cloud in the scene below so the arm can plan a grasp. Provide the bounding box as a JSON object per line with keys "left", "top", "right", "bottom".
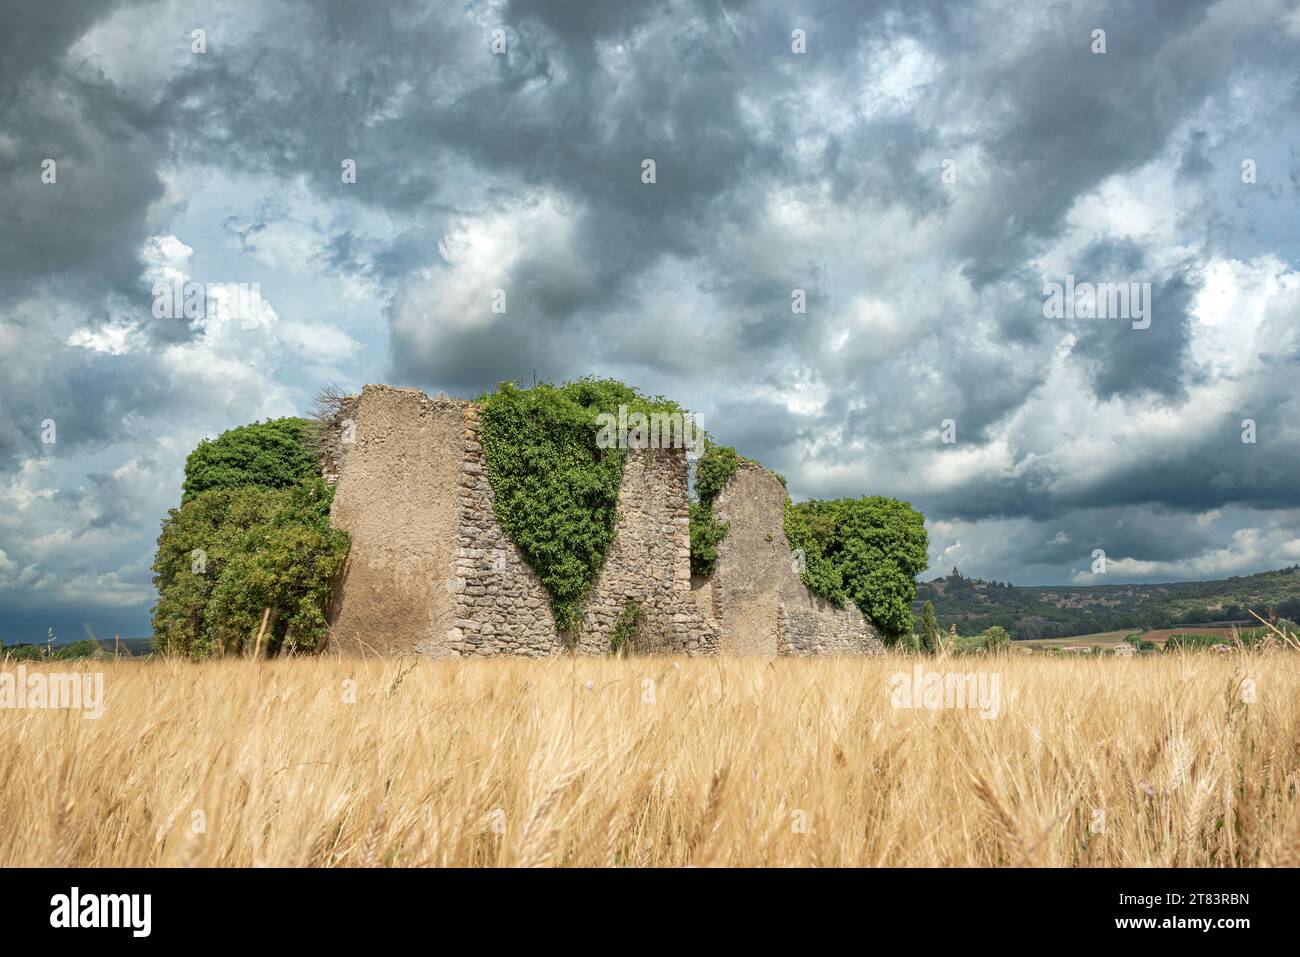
{"left": 2, "top": 0, "right": 1299, "bottom": 640}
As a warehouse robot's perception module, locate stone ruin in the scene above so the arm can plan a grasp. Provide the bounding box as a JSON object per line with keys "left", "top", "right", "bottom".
{"left": 321, "top": 384, "right": 884, "bottom": 658}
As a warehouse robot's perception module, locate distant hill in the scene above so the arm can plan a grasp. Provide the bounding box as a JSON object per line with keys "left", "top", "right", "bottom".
{"left": 915, "top": 565, "right": 1300, "bottom": 640}
{"left": 0, "top": 637, "right": 154, "bottom": 659}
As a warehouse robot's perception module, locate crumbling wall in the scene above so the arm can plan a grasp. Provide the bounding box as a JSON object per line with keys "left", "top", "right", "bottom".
{"left": 449, "top": 403, "right": 563, "bottom": 657}
{"left": 324, "top": 385, "right": 874, "bottom": 658}
{"left": 326, "top": 386, "right": 714, "bottom": 657}
{"left": 579, "top": 448, "right": 717, "bottom": 656}
{"left": 317, "top": 393, "right": 361, "bottom": 485}
{"left": 712, "top": 461, "right": 884, "bottom": 657}
{"left": 327, "top": 385, "right": 462, "bottom": 657}
{"left": 778, "top": 593, "right": 884, "bottom": 656}
{"left": 710, "top": 462, "right": 788, "bottom": 655}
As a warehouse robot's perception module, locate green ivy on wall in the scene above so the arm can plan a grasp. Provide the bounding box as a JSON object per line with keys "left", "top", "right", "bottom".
{"left": 688, "top": 442, "right": 737, "bottom": 576}
{"left": 477, "top": 378, "right": 688, "bottom": 633}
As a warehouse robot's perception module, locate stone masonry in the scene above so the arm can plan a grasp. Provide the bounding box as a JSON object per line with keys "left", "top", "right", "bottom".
{"left": 325, "top": 384, "right": 879, "bottom": 658}
{"left": 711, "top": 460, "right": 885, "bottom": 657}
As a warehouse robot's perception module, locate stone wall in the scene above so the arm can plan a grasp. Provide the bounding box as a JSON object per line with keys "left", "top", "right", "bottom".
{"left": 326, "top": 385, "right": 715, "bottom": 657}
{"left": 777, "top": 592, "right": 885, "bottom": 656}
{"left": 711, "top": 461, "right": 885, "bottom": 657}
{"left": 327, "top": 385, "right": 462, "bottom": 657}
{"left": 449, "top": 402, "right": 563, "bottom": 657}
{"left": 579, "top": 448, "right": 718, "bottom": 656}
{"left": 325, "top": 385, "right": 879, "bottom": 658}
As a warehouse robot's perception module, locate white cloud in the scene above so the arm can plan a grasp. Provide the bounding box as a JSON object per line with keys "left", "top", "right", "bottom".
{"left": 276, "top": 320, "right": 361, "bottom": 362}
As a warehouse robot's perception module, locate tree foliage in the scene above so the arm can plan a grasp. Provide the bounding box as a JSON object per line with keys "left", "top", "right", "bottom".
{"left": 152, "top": 478, "right": 349, "bottom": 658}
{"left": 976, "top": 625, "right": 1012, "bottom": 654}
{"left": 785, "top": 496, "right": 929, "bottom": 643}
{"left": 182, "top": 417, "right": 320, "bottom": 501}
{"left": 917, "top": 565, "right": 1300, "bottom": 640}
{"left": 1, "top": 639, "right": 101, "bottom": 661}
{"left": 920, "top": 600, "right": 942, "bottom": 653}
{"left": 782, "top": 499, "right": 847, "bottom": 604}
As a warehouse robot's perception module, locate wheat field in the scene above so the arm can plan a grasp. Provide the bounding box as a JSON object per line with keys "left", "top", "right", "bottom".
{"left": 2, "top": 651, "right": 1299, "bottom": 867}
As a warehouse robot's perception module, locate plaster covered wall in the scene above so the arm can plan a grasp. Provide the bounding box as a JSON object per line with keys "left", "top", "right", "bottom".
{"left": 711, "top": 461, "right": 885, "bottom": 657}
{"left": 327, "top": 385, "right": 462, "bottom": 657}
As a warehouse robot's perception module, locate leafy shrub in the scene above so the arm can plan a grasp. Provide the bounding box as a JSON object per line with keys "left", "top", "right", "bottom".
{"left": 478, "top": 379, "right": 686, "bottom": 633}
{"left": 1165, "top": 629, "right": 1275, "bottom": 652}
{"left": 784, "top": 496, "right": 928, "bottom": 643}
{"left": 609, "top": 600, "right": 646, "bottom": 656}
{"left": 978, "top": 625, "right": 1012, "bottom": 654}
{"left": 1, "top": 640, "right": 101, "bottom": 661}
{"left": 944, "top": 626, "right": 1011, "bottom": 655}
{"left": 919, "top": 601, "right": 942, "bottom": 652}
{"left": 1164, "top": 632, "right": 1229, "bottom": 651}
{"left": 182, "top": 417, "right": 320, "bottom": 501}
{"left": 782, "top": 499, "right": 846, "bottom": 605}
{"left": 152, "top": 478, "right": 350, "bottom": 658}
{"left": 0, "top": 643, "right": 46, "bottom": 661}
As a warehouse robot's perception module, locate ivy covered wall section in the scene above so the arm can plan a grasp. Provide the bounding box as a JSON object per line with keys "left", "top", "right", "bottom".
{"left": 476, "top": 378, "right": 689, "bottom": 633}
{"left": 688, "top": 443, "right": 737, "bottom": 576}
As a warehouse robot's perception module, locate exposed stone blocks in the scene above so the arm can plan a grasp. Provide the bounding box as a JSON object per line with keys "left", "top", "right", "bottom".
{"left": 453, "top": 402, "right": 563, "bottom": 657}
{"left": 579, "top": 448, "right": 718, "bottom": 656}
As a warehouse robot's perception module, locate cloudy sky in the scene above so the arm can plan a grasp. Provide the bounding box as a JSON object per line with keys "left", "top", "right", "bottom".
{"left": 2, "top": 0, "right": 1299, "bottom": 641}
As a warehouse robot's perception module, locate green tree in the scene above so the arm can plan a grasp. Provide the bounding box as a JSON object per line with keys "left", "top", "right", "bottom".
{"left": 182, "top": 417, "right": 319, "bottom": 501}
{"left": 786, "top": 496, "right": 928, "bottom": 643}
{"left": 920, "top": 600, "right": 942, "bottom": 653}
{"left": 152, "top": 478, "right": 349, "bottom": 658}
{"left": 977, "top": 625, "right": 1012, "bottom": 654}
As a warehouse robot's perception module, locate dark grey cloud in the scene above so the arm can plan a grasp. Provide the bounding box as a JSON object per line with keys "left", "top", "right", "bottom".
{"left": 2, "top": 0, "right": 1300, "bottom": 639}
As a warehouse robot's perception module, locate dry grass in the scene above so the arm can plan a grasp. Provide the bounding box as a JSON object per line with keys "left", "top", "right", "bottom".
{"left": 3, "top": 651, "right": 1299, "bottom": 867}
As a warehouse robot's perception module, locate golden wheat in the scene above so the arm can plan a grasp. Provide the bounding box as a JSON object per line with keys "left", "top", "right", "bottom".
{"left": 2, "top": 651, "right": 1298, "bottom": 866}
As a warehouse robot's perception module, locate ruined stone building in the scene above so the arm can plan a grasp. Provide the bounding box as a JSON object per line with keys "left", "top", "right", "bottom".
{"left": 322, "top": 384, "right": 884, "bottom": 658}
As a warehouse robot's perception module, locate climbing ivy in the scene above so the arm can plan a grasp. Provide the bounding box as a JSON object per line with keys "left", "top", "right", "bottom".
{"left": 476, "top": 378, "right": 929, "bottom": 646}
{"left": 694, "top": 442, "right": 738, "bottom": 506}
{"left": 477, "top": 378, "right": 687, "bottom": 633}
{"left": 783, "top": 498, "right": 847, "bottom": 606}
{"left": 688, "top": 442, "right": 738, "bottom": 576}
